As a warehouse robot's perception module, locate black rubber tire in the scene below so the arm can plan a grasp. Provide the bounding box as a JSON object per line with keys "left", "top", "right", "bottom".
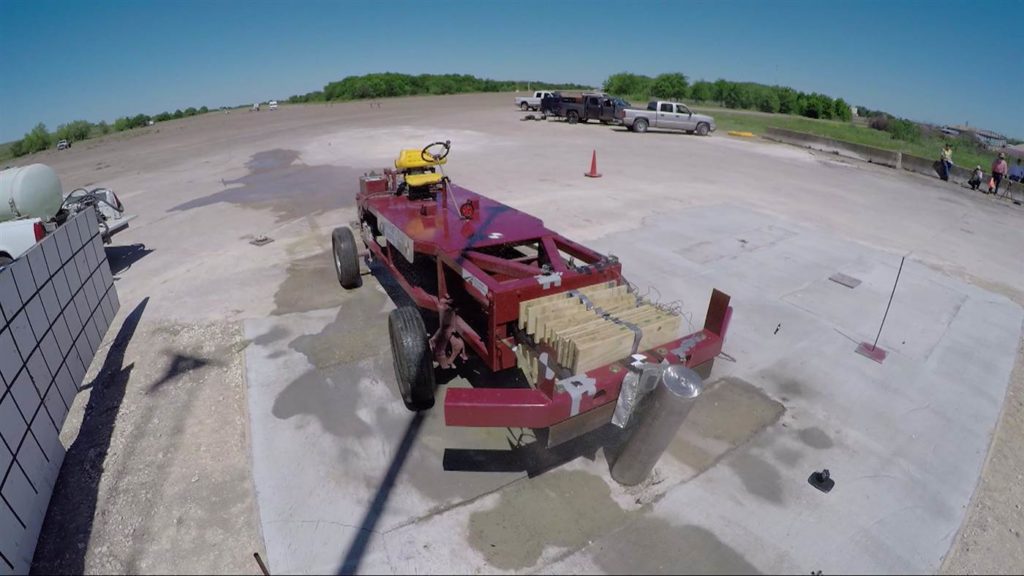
{"left": 0, "top": 255, "right": 12, "bottom": 267}
{"left": 332, "top": 226, "right": 362, "bottom": 289}
{"left": 634, "top": 118, "right": 649, "bottom": 133}
{"left": 696, "top": 122, "right": 710, "bottom": 136}
{"left": 388, "top": 307, "right": 436, "bottom": 411}
{"left": 567, "top": 111, "right": 579, "bottom": 124}
{"left": 520, "top": 102, "right": 529, "bottom": 111}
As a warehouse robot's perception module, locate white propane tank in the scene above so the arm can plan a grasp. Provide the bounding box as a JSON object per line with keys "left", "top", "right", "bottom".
{"left": 0, "top": 164, "right": 63, "bottom": 223}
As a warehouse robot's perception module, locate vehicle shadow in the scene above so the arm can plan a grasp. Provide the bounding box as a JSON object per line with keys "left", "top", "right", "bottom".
{"left": 609, "top": 127, "right": 705, "bottom": 136}
{"left": 443, "top": 422, "right": 625, "bottom": 477}
{"left": 30, "top": 297, "right": 149, "bottom": 575}
{"left": 105, "top": 244, "right": 153, "bottom": 275}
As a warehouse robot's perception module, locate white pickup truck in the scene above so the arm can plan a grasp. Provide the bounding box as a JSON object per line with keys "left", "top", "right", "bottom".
{"left": 0, "top": 164, "right": 133, "bottom": 266}
{"left": 514, "top": 90, "right": 555, "bottom": 111}
{"left": 619, "top": 100, "right": 717, "bottom": 135}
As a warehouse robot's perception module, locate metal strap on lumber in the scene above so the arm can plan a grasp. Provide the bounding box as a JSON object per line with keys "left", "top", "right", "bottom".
{"left": 570, "top": 289, "right": 644, "bottom": 355}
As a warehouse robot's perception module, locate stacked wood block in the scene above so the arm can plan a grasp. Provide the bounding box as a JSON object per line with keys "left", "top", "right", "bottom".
{"left": 518, "top": 282, "right": 682, "bottom": 375}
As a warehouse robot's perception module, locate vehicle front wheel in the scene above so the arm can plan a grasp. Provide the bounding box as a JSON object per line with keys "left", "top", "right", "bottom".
{"left": 332, "top": 226, "right": 362, "bottom": 289}
{"left": 389, "top": 307, "right": 436, "bottom": 411}
{"left": 0, "top": 255, "right": 12, "bottom": 267}
{"left": 520, "top": 102, "right": 529, "bottom": 111}
{"left": 634, "top": 118, "right": 649, "bottom": 133}
{"left": 567, "top": 111, "right": 579, "bottom": 124}
{"left": 696, "top": 123, "right": 710, "bottom": 136}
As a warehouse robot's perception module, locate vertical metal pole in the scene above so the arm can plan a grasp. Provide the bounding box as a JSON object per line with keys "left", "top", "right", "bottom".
{"left": 872, "top": 256, "right": 905, "bottom": 350}
{"left": 610, "top": 365, "right": 704, "bottom": 486}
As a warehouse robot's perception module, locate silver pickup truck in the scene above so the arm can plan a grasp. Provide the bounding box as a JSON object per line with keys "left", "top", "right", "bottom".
{"left": 619, "top": 100, "right": 716, "bottom": 135}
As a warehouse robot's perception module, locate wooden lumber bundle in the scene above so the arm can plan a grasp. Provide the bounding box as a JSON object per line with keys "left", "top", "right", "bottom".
{"left": 518, "top": 282, "right": 682, "bottom": 375}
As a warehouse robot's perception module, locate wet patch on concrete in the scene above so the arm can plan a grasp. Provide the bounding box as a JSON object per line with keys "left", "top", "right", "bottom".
{"left": 467, "top": 469, "right": 630, "bottom": 570}
{"left": 668, "top": 377, "right": 785, "bottom": 475}
{"left": 797, "top": 426, "right": 834, "bottom": 449}
{"left": 773, "top": 446, "right": 803, "bottom": 468}
{"left": 272, "top": 250, "right": 351, "bottom": 316}
{"left": 267, "top": 286, "right": 518, "bottom": 512}
{"left": 727, "top": 452, "right": 784, "bottom": 504}
{"left": 288, "top": 286, "right": 389, "bottom": 370}
{"left": 169, "top": 149, "right": 365, "bottom": 221}
{"left": 591, "top": 516, "right": 760, "bottom": 575}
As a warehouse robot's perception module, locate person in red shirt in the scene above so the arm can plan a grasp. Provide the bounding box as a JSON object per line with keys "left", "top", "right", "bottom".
{"left": 989, "top": 152, "right": 1009, "bottom": 195}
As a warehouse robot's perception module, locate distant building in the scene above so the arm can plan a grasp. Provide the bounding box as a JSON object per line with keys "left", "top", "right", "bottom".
{"left": 942, "top": 124, "right": 1008, "bottom": 148}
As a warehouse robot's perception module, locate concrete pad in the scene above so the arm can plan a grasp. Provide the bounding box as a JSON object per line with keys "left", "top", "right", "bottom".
{"left": 244, "top": 287, "right": 526, "bottom": 574}
{"left": 537, "top": 205, "right": 1022, "bottom": 574}
{"left": 245, "top": 173, "right": 1020, "bottom": 573}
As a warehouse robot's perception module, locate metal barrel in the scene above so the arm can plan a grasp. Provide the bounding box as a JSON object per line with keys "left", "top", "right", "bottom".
{"left": 609, "top": 364, "right": 704, "bottom": 486}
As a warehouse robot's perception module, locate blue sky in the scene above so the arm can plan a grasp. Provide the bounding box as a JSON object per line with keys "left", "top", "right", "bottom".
{"left": 1, "top": 0, "right": 1021, "bottom": 141}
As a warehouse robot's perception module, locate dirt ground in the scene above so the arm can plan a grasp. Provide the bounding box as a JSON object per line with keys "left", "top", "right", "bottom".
{"left": 13, "top": 92, "right": 1023, "bottom": 573}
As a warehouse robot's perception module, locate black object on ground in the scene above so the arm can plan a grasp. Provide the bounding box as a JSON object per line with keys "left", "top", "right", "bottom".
{"left": 808, "top": 469, "right": 835, "bottom": 493}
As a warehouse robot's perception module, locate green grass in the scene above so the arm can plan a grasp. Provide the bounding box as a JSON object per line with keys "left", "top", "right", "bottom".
{"left": 691, "top": 107, "right": 994, "bottom": 170}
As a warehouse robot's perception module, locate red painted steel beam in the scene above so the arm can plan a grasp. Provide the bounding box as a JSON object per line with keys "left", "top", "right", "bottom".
{"left": 465, "top": 250, "right": 544, "bottom": 278}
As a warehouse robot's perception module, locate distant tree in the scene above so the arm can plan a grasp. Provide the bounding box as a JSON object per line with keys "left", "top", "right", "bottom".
{"left": 712, "top": 79, "right": 731, "bottom": 104}
{"left": 689, "top": 81, "right": 713, "bottom": 102}
{"left": 154, "top": 111, "right": 173, "bottom": 122}
{"left": 756, "top": 88, "right": 780, "bottom": 113}
{"left": 20, "top": 122, "right": 52, "bottom": 153}
{"left": 184, "top": 107, "right": 198, "bottom": 116}
{"left": 604, "top": 73, "right": 653, "bottom": 97}
{"left": 9, "top": 140, "right": 24, "bottom": 157}
{"left": 833, "top": 98, "right": 852, "bottom": 122}
{"left": 649, "top": 73, "right": 689, "bottom": 101}
{"left": 199, "top": 105, "right": 209, "bottom": 114}
{"left": 173, "top": 109, "right": 184, "bottom": 119}
{"left": 775, "top": 87, "right": 799, "bottom": 114}
{"left": 722, "top": 82, "right": 755, "bottom": 109}
{"left": 887, "top": 118, "right": 921, "bottom": 142}
{"left": 800, "top": 93, "right": 834, "bottom": 119}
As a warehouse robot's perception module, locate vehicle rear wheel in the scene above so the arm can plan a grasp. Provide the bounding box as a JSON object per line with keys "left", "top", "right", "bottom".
{"left": 696, "top": 123, "right": 710, "bottom": 136}
{"left": 634, "top": 118, "right": 649, "bottom": 133}
{"left": 567, "top": 111, "right": 579, "bottom": 124}
{"left": 389, "top": 307, "right": 436, "bottom": 411}
{"left": 520, "top": 102, "right": 529, "bottom": 111}
{"left": 332, "top": 226, "right": 362, "bottom": 289}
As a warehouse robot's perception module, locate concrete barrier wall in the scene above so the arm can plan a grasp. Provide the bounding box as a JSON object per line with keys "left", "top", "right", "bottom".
{"left": 900, "top": 153, "right": 974, "bottom": 184}
{"left": 0, "top": 208, "right": 119, "bottom": 575}
{"left": 764, "top": 127, "right": 986, "bottom": 186}
{"left": 764, "top": 127, "right": 901, "bottom": 168}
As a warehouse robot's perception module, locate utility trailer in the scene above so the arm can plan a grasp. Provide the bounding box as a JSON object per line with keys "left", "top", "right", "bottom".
{"left": 332, "top": 141, "right": 731, "bottom": 449}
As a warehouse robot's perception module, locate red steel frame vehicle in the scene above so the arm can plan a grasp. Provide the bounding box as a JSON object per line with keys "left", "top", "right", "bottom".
{"left": 332, "top": 141, "right": 732, "bottom": 445}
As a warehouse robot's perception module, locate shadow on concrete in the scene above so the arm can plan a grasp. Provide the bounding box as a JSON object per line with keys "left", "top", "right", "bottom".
{"left": 105, "top": 244, "right": 153, "bottom": 275}
{"left": 338, "top": 411, "right": 425, "bottom": 575}
{"left": 147, "top": 352, "right": 217, "bottom": 393}
{"left": 30, "top": 297, "right": 149, "bottom": 575}
{"left": 609, "top": 127, "right": 708, "bottom": 137}
{"left": 442, "top": 423, "right": 623, "bottom": 478}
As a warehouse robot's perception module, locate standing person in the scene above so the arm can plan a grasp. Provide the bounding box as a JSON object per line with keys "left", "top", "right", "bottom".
{"left": 968, "top": 165, "right": 984, "bottom": 190}
{"left": 940, "top": 144, "right": 953, "bottom": 181}
{"left": 1010, "top": 158, "right": 1024, "bottom": 183}
{"left": 990, "top": 152, "right": 1008, "bottom": 194}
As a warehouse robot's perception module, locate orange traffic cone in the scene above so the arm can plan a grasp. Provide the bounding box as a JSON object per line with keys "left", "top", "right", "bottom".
{"left": 584, "top": 150, "right": 602, "bottom": 178}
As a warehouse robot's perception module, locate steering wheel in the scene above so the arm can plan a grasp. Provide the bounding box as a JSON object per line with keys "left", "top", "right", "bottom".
{"left": 421, "top": 140, "right": 451, "bottom": 163}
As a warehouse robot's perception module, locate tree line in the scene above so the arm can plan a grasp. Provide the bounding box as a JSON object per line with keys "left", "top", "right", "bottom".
{"left": 603, "top": 72, "right": 854, "bottom": 121}
{"left": 288, "top": 72, "right": 591, "bottom": 103}
{"left": 602, "top": 72, "right": 938, "bottom": 142}
{"left": 7, "top": 106, "right": 211, "bottom": 158}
